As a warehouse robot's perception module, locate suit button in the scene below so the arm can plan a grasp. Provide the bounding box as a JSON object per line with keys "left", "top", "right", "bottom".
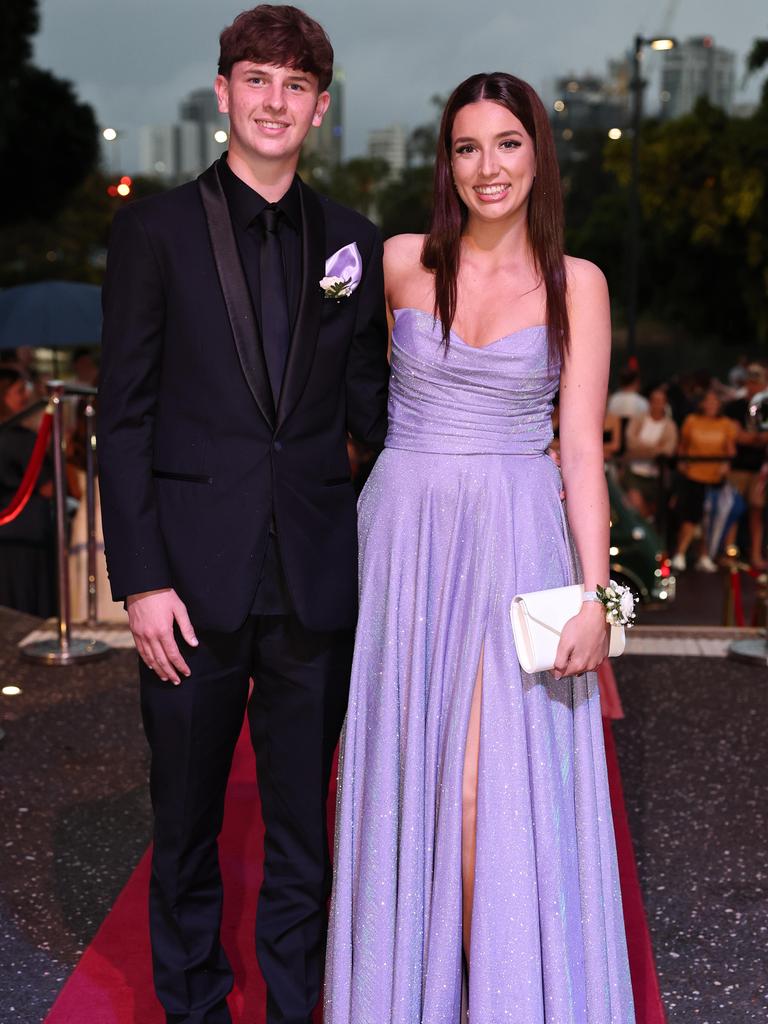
{"left": 273, "top": 441, "right": 283, "bottom": 452}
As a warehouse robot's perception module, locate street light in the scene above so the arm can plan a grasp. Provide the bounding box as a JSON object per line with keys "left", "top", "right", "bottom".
{"left": 626, "top": 34, "right": 677, "bottom": 368}
{"left": 101, "top": 126, "right": 121, "bottom": 176}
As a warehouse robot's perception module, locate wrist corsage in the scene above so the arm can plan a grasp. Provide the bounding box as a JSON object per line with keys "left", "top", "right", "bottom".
{"left": 593, "top": 581, "right": 637, "bottom": 628}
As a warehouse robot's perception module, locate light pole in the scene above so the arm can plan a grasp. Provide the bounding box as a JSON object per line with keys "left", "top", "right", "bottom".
{"left": 626, "top": 35, "right": 675, "bottom": 368}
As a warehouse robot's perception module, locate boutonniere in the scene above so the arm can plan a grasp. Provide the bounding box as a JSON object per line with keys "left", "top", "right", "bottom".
{"left": 320, "top": 242, "right": 362, "bottom": 301}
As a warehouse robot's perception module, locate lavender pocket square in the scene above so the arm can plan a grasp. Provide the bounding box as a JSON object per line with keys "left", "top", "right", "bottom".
{"left": 320, "top": 242, "right": 363, "bottom": 299}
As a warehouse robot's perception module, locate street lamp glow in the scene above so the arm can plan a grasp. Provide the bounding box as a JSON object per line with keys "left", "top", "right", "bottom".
{"left": 553, "top": 99, "right": 566, "bottom": 113}
{"left": 102, "top": 127, "right": 118, "bottom": 141}
{"left": 608, "top": 128, "right": 623, "bottom": 140}
{"left": 214, "top": 129, "right": 228, "bottom": 144}
{"left": 649, "top": 37, "right": 675, "bottom": 51}
{"left": 117, "top": 183, "right": 131, "bottom": 197}
{"left": 2, "top": 685, "right": 22, "bottom": 696}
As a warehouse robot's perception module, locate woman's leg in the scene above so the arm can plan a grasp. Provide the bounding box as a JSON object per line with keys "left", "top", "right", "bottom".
{"left": 462, "top": 646, "right": 484, "bottom": 961}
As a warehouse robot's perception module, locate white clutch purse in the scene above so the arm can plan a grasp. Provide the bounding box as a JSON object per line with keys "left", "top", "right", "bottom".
{"left": 510, "top": 583, "right": 626, "bottom": 674}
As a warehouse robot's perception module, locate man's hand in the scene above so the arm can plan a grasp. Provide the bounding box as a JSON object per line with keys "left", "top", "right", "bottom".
{"left": 126, "top": 588, "right": 199, "bottom": 684}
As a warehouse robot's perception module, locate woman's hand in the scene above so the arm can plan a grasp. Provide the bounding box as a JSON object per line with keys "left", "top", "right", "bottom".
{"left": 552, "top": 601, "right": 609, "bottom": 680}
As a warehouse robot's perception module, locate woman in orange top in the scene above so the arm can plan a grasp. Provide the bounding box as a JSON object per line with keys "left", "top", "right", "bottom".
{"left": 671, "top": 389, "right": 738, "bottom": 572}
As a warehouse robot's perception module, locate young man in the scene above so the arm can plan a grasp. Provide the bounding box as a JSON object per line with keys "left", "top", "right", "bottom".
{"left": 97, "top": 7, "right": 389, "bottom": 1023}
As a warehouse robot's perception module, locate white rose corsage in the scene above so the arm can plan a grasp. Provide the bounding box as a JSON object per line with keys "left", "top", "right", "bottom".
{"left": 596, "top": 581, "right": 637, "bottom": 628}
{"left": 320, "top": 242, "right": 362, "bottom": 301}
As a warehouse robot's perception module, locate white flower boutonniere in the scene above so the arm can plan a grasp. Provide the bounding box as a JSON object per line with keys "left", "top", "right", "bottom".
{"left": 320, "top": 275, "right": 354, "bottom": 300}
{"left": 321, "top": 242, "right": 362, "bottom": 301}
{"left": 597, "top": 581, "right": 637, "bottom": 628}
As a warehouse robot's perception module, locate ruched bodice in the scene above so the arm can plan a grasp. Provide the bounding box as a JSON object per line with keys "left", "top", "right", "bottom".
{"left": 385, "top": 307, "right": 559, "bottom": 455}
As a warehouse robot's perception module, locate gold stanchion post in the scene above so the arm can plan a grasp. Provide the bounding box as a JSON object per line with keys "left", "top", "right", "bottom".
{"left": 21, "top": 382, "right": 111, "bottom": 665}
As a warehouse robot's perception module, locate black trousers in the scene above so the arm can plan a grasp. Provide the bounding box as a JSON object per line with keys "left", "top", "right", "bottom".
{"left": 139, "top": 614, "right": 353, "bottom": 1024}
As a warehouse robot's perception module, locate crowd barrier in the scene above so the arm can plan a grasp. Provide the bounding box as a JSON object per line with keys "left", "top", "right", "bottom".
{"left": 0, "top": 381, "right": 111, "bottom": 665}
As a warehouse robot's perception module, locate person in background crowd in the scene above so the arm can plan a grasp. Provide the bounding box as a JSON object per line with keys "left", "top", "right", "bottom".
{"left": 671, "top": 389, "right": 738, "bottom": 573}
{"left": 623, "top": 386, "right": 679, "bottom": 520}
{"left": 727, "top": 354, "right": 749, "bottom": 390}
{"left": 607, "top": 368, "right": 649, "bottom": 418}
{"left": 0, "top": 367, "right": 55, "bottom": 616}
{"left": 70, "top": 348, "right": 99, "bottom": 389}
{"left": 666, "top": 370, "right": 711, "bottom": 427}
{"left": 723, "top": 364, "right": 768, "bottom": 569}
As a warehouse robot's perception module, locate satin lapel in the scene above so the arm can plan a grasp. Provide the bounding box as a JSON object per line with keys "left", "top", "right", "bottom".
{"left": 276, "top": 181, "right": 326, "bottom": 433}
{"left": 198, "top": 162, "right": 275, "bottom": 429}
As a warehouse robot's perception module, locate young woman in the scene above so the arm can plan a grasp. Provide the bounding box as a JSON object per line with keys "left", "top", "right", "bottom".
{"left": 671, "top": 388, "right": 738, "bottom": 572}
{"left": 325, "top": 73, "right": 634, "bottom": 1022}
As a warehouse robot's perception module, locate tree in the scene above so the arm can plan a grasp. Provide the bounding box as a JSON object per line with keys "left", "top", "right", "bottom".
{"left": 601, "top": 97, "right": 768, "bottom": 343}
{"left": 0, "top": 0, "right": 98, "bottom": 227}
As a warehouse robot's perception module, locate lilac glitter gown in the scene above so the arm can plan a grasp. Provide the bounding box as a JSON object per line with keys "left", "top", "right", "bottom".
{"left": 325, "top": 308, "right": 635, "bottom": 1023}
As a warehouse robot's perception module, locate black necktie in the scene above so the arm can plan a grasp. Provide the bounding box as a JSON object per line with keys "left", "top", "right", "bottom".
{"left": 257, "top": 205, "right": 291, "bottom": 405}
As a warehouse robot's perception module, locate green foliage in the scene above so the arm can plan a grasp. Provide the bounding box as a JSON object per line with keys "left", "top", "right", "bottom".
{"left": 0, "top": 0, "right": 39, "bottom": 77}
{"left": 0, "top": 175, "right": 167, "bottom": 287}
{"left": 377, "top": 165, "right": 434, "bottom": 238}
{"left": 596, "top": 96, "right": 768, "bottom": 343}
{"left": 0, "top": 1, "right": 98, "bottom": 228}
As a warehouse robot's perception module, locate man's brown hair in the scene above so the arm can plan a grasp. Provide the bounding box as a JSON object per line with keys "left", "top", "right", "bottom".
{"left": 218, "top": 5, "right": 334, "bottom": 91}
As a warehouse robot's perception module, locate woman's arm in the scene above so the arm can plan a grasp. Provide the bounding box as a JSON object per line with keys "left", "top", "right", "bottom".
{"left": 553, "top": 258, "right": 612, "bottom": 679}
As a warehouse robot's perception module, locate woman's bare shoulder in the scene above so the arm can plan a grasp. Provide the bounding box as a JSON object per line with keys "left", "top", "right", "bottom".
{"left": 564, "top": 255, "right": 608, "bottom": 298}
{"left": 384, "top": 233, "right": 426, "bottom": 273}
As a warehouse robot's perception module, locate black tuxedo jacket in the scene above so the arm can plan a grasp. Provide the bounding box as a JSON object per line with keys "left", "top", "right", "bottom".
{"left": 97, "top": 160, "right": 389, "bottom": 633}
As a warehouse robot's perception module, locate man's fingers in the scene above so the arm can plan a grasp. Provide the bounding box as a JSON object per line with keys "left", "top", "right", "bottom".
{"left": 147, "top": 636, "right": 180, "bottom": 684}
{"left": 161, "top": 631, "right": 191, "bottom": 680}
{"left": 174, "top": 603, "right": 199, "bottom": 648}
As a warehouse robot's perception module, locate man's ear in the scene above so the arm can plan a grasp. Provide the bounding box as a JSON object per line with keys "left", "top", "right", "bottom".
{"left": 214, "top": 74, "right": 230, "bottom": 115}
{"left": 312, "top": 91, "right": 331, "bottom": 128}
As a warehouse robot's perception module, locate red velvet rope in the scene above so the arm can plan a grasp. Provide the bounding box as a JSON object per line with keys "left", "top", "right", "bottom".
{"left": 0, "top": 409, "right": 54, "bottom": 527}
{"left": 728, "top": 568, "right": 745, "bottom": 628}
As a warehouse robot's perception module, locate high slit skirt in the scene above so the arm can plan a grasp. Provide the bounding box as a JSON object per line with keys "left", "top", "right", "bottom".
{"left": 324, "top": 449, "right": 635, "bottom": 1024}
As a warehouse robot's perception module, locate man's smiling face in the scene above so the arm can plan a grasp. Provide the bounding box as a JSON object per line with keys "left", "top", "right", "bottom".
{"left": 215, "top": 62, "right": 330, "bottom": 165}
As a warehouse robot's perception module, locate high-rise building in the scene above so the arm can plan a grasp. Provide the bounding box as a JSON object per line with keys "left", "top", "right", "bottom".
{"left": 549, "top": 71, "right": 629, "bottom": 164}
{"left": 303, "top": 68, "right": 345, "bottom": 167}
{"left": 659, "top": 36, "right": 736, "bottom": 120}
{"left": 367, "top": 124, "right": 407, "bottom": 180}
{"left": 138, "top": 87, "right": 228, "bottom": 181}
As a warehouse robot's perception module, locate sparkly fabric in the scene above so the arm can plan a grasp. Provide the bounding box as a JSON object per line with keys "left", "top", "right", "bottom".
{"left": 325, "top": 308, "right": 635, "bottom": 1023}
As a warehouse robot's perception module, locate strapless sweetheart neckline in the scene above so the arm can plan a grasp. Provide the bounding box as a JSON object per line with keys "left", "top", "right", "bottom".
{"left": 392, "top": 306, "right": 547, "bottom": 351}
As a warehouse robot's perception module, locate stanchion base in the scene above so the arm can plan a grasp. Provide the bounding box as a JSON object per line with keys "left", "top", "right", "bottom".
{"left": 20, "top": 637, "right": 112, "bottom": 665}
{"left": 727, "top": 637, "right": 768, "bottom": 667}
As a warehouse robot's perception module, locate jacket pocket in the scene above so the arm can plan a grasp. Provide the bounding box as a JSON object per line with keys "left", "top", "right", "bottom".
{"left": 152, "top": 470, "right": 213, "bottom": 484}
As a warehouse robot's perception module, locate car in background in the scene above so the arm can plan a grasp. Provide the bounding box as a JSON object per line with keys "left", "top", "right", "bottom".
{"left": 607, "top": 470, "right": 675, "bottom": 604}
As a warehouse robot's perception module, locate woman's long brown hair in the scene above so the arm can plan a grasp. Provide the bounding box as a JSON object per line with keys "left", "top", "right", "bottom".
{"left": 421, "top": 72, "right": 569, "bottom": 363}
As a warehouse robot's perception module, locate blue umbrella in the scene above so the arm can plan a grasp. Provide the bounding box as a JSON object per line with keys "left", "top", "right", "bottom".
{"left": 0, "top": 281, "right": 102, "bottom": 350}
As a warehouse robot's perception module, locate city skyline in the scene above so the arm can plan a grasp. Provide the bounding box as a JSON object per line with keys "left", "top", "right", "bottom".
{"left": 35, "top": 0, "right": 765, "bottom": 172}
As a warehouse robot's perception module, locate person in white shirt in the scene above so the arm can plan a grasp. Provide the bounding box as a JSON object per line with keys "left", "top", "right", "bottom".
{"left": 607, "top": 368, "right": 649, "bottom": 419}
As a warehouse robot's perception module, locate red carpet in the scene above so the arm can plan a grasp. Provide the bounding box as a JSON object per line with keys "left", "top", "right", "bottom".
{"left": 46, "top": 702, "right": 664, "bottom": 1023}
{"left": 603, "top": 717, "right": 667, "bottom": 1024}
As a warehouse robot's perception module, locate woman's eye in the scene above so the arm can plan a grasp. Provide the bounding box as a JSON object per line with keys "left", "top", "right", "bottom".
{"left": 455, "top": 144, "right": 475, "bottom": 155}
{"left": 500, "top": 139, "right": 521, "bottom": 150}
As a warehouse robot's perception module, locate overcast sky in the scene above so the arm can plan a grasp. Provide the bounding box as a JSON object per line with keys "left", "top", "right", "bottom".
{"left": 35, "top": 0, "right": 766, "bottom": 168}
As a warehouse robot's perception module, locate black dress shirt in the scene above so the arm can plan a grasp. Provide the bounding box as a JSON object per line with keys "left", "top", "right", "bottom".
{"left": 219, "top": 154, "right": 302, "bottom": 617}
{"left": 218, "top": 154, "right": 303, "bottom": 334}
